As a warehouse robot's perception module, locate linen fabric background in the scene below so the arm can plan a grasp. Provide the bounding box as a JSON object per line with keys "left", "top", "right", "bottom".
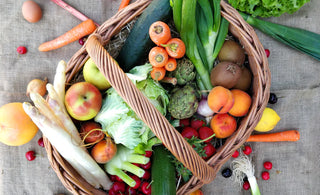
{"left": 0, "top": 0, "right": 319, "bottom": 194}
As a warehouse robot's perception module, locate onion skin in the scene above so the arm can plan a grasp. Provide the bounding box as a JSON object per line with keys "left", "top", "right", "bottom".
{"left": 26, "top": 78, "right": 48, "bottom": 97}
{"left": 197, "top": 98, "right": 214, "bottom": 117}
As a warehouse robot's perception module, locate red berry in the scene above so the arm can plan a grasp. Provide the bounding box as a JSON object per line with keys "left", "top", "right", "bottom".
{"left": 202, "top": 142, "right": 216, "bottom": 160}
{"left": 142, "top": 170, "right": 151, "bottom": 180}
{"left": 263, "top": 161, "right": 273, "bottom": 170}
{"left": 25, "top": 151, "right": 36, "bottom": 161}
{"left": 265, "top": 49, "right": 270, "bottom": 58}
{"left": 261, "top": 171, "right": 270, "bottom": 180}
{"left": 190, "top": 118, "right": 206, "bottom": 130}
{"left": 243, "top": 145, "right": 252, "bottom": 155}
{"left": 179, "top": 118, "right": 190, "bottom": 127}
{"left": 130, "top": 175, "right": 141, "bottom": 189}
{"left": 144, "top": 151, "right": 152, "bottom": 158}
{"left": 126, "top": 186, "right": 137, "bottom": 195}
{"left": 198, "top": 126, "right": 214, "bottom": 143}
{"left": 140, "top": 161, "right": 151, "bottom": 170}
{"left": 17, "top": 46, "right": 27, "bottom": 54}
{"left": 140, "top": 182, "right": 151, "bottom": 194}
{"left": 232, "top": 150, "right": 239, "bottom": 158}
{"left": 181, "top": 127, "right": 198, "bottom": 139}
{"left": 38, "top": 137, "right": 44, "bottom": 147}
{"left": 111, "top": 181, "right": 126, "bottom": 192}
{"left": 243, "top": 180, "right": 250, "bottom": 190}
{"left": 78, "top": 37, "right": 87, "bottom": 45}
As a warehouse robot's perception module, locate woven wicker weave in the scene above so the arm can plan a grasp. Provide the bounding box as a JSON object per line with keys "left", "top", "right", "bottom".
{"left": 43, "top": 0, "right": 270, "bottom": 194}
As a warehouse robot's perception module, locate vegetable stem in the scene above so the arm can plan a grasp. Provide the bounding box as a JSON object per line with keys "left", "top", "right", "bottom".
{"left": 122, "top": 162, "right": 145, "bottom": 177}
{"left": 127, "top": 154, "right": 150, "bottom": 165}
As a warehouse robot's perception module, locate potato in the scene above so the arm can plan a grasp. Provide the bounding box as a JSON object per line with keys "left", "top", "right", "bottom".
{"left": 210, "top": 61, "right": 242, "bottom": 89}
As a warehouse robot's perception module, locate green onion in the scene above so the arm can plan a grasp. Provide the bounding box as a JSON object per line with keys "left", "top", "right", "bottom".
{"left": 240, "top": 12, "right": 320, "bottom": 61}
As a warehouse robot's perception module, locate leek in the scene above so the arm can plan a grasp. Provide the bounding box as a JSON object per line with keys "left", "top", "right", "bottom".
{"left": 240, "top": 12, "right": 320, "bottom": 61}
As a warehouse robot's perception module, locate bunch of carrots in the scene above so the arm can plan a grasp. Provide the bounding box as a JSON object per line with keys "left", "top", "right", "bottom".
{"left": 148, "top": 21, "right": 186, "bottom": 81}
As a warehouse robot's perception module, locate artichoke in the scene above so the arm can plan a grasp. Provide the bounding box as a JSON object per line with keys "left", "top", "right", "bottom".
{"left": 168, "top": 84, "right": 200, "bottom": 119}
{"left": 170, "top": 58, "right": 196, "bottom": 85}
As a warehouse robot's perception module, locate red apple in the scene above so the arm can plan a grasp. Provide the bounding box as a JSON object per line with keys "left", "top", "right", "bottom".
{"left": 65, "top": 82, "right": 102, "bottom": 121}
{"left": 79, "top": 121, "right": 105, "bottom": 143}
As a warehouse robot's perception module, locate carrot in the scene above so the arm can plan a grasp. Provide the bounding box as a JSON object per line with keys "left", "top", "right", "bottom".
{"left": 165, "top": 58, "right": 177, "bottom": 71}
{"left": 148, "top": 46, "right": 168, "bottom": 67}
{"left": 246, "top": 130, "right": 300, "bottom": 142}
{"left": 149, "top": 21, "right": 171, "bottom": 46}
{"left": 118, "top": 0, "right": 130, "bottom": 11}
{"left": 162, "top": 38, "right": 186, "bottom": 58}
{"left": 150, "top": 67, "right": 166, "bottom": 81}
{"left": 38, "top": 19, "right": 97, "bottom": 52}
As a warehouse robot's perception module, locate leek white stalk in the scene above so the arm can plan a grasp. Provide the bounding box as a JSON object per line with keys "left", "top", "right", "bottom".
{"left": 232, "top": 152, "right": 261, "bottom": 195}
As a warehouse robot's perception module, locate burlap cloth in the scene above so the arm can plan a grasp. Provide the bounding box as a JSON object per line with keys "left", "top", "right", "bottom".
{"left": 0, "top": 1, "right": 319, "bottom": 195}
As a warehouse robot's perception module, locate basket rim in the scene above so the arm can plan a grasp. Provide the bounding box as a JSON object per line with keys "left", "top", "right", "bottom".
{"left": 43, "top": 0, "right": 271, "bottom": 194}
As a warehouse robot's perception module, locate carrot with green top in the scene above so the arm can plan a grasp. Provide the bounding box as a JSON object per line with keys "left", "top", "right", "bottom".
{"left": 38, "top": 19, "right": 96, "bottom": 52}
{"left": 246, "top": 130, "right": 300, "bottom": 142}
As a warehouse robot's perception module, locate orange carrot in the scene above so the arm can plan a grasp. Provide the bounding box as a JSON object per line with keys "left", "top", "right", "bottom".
{"left": 149, "top": 21, "right": 171, "bottom": 46}
{"left": 162, "top": 38, "right": 186, "bottom": 58}
{"left": 150, "top": 67, "right": 166, "bottom": 81}
{"left": 165, "top": 58, "right": 177, "bottom": 71}
{"left": 148, "top": 46, "right": 168, "bottom": 67}
{"left": 38, "top": 19, "right": 96, "bottom": 52}
{"left": 246, "top": 130, "right": 300, "bottom": 142}
{"left": 118, "top": 0, "right": 130, "bottom": 11}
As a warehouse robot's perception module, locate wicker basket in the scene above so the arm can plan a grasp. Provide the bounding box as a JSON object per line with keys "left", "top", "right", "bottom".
{"left": 43, "top": 0, "right": 270, "bottom": 194}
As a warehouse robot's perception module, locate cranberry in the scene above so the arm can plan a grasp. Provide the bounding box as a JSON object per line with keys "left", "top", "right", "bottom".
{"left": 140, "top": 182, "right": 151, "bottom": 194}
{"left": 78, "top": 37, "right": 87, "bottom": 45}
{"left": 261, "top": 171, "right": 270, "bottom": 180}
{"left": 268, "top": 93, "right": 278, "bottom": 104}
{"left": 144, "top": 151, "right": 152, "bottom": 158}
{"left": 140, "top": 161, "right": 151, "bottom": 170}
{"left": 111, "top": 181, "right": 126, "bottom": 193}
{"left": 38, "top": 137, "right": 44, "bottom": 147}
{"left": 130, "top": 175, "right": 141, "bottom": 189}
{"left": 232, "top": 150, "right": 239, "bottom": 158}
{"left": 25, "top": 151, "right": 36, "bottom": 161}
{"left": 243, "top": 145, "right": 252, "bottom": 155}
{"left": 142, "top": 170, "right": 151, "bottom": 180}
{"left": 243, "top": 180, "right": 250, "bottom": 190}
{"left": 17, "top": 46, "right": 27, "bottom": 54}
{"left": 263, "top": 161, "right": 273, "bottom": 170}
{"left": 265, "top": 49, "right": 270, "bottom": 58}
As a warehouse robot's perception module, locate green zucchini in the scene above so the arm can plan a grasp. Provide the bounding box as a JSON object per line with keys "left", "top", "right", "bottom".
{"left": 116, "top": 0, "right": 172, "bottom": 72}
{"left": 151, "top": 145, "right": 176, "bottom": 195}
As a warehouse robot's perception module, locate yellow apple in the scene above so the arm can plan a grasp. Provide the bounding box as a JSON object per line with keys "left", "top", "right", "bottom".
{"left": 83, "top": 58, "right": 111, "bottom": 90}
{"left": 65, "top": 82, "right": 102, "bottom": 121}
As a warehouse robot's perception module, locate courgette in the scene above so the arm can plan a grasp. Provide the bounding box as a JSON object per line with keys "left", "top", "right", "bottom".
{"left": 116, "top": 0, "right": 172, "bottom": 72}
{"left": 151, "top": 145, "right": 176, "bottom": 195}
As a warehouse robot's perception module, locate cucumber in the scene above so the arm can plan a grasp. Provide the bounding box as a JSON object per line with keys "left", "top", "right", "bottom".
{"left": 116, "top": 0, "right": 172, "bottom": 72}
{"left": 151, "top": 145, "right": 176, "bottom": 195}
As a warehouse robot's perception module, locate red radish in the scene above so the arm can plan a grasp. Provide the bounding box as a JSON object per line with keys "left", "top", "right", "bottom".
{"left": 243, "top": 180, "right": 250, "bottom": 190}
{"left": 108, "top": 188, "right": 116, "bottom": 195}
{"left": 130, "top": 175, "right": 141, "bottom": 189}
{"left": 140, "top": 161, "right": 151, "bottom": 170}
{"left": 179, "top": 118, "right": 190, "bottom": 127}
{"left": 111, "top": 181, "right": 126, "bottom": 193}
{"left": 263, "top": 161, "right": 273, "bottom": 170}
{"left": 181, "top": 127, "right": 199, "bottom": 139}
{"left": 25, "top": 151, "right": 36, "bottom": 161}
{"left": 126, "top": 186, "right": 137, "bottom": 195}
{"left": 142, "top": 170, "right": 151, "bottom": 180}
{"left": 140, "top": 182, "right": 152, "bottom": 194}
{"left": 190, "top": 118, "right": 206, "bottom": 130}
{"left": 232, "top": 150, "right": 239, "bottom": 158}
{"left": 243, "top": 145, "right": 252, "bottom": 155}
{"left": 17, "top": 46, "right": 27, "bottom": 54}
{"left": 144, "top": 151, "right": 152, "bottom": 158}
{"left": 261, "top": 171, "right": 270, "bottom": 180}
{"left": 79, "top": 121, "right": 105, "bottom": 144}
{"left": 203, "top": 143, "right": 216, "bottom": 160}
{"left": 110, "top": 175, "right": 123, "bottom": 182}
{"left": 38, "top": 137, "right": 44, "bottom": 147}
{"left": 198, "top": 126, "right": 214, "bottom": 143}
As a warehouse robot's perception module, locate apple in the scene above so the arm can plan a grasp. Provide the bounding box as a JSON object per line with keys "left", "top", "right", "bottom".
{"left": 83, "top": 58, "right": 111, "bottom": 90}
{"left": 65, "top": 82, "right": 102, "bottom": 121}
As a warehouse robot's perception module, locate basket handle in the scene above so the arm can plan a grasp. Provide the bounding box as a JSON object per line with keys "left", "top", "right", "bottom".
{"left": 85, "top": 34, "right": 216, "bottom": 184}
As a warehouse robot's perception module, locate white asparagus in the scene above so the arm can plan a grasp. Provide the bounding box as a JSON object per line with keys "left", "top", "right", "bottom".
{"left": 53, "top": 60, "right": 67, "bottom": 104}
{"left": 23, "top": 102, "right": 112, "bottom": 190}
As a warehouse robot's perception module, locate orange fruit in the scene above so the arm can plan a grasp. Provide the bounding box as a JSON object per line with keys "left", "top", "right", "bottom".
{"left": 0, "top": 102, "right": 38, "bottom": 146}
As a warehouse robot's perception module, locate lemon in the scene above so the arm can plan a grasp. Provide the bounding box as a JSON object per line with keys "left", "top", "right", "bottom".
{"left": 254, "top": 107, "right": 281, "bottom": 132}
